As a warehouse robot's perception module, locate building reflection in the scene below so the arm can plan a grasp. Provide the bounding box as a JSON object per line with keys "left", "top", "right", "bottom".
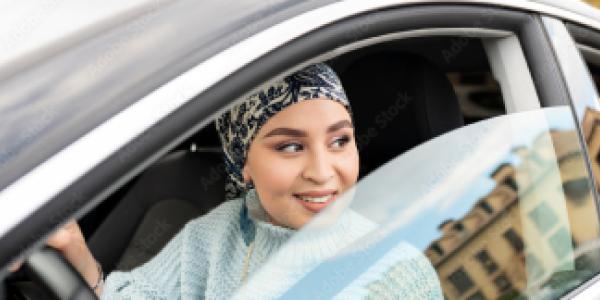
{"left": 423, "top": 109, "right": 600, "bottom": 299}
{"left": 583, "top": 0, "right": 600, "bottom": 9}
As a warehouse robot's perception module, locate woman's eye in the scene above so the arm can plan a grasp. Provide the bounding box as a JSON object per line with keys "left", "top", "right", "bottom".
{"left": 276, "top": 143, "right": 303, "bottom": 153}
{"left": 331, "top": 135, "right": 351, "bottom": 148}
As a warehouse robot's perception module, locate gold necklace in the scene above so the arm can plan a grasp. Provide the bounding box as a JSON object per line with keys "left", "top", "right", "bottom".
{"left": 241, "top": 240, "right": 255, "bottom": 283}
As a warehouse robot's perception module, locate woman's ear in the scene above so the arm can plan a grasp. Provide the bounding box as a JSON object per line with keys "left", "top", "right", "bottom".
{"left": 242, "top": 165, "right": 251, "bottom": 184}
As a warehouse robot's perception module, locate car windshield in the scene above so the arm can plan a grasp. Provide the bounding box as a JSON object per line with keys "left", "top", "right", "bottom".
{"left": 236, "top": 105, "right": 600, "bottom": 299}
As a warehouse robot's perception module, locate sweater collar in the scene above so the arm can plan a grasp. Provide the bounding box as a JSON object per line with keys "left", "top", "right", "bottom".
{"left": 240, "top": 189, "right": 296, "bottom": 246}
{"left": 239, "top": 188, "right": 376, "bottom": 258}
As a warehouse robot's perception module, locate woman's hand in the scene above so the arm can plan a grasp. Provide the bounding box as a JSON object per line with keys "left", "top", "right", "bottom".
{"left": 9, "top": 220, "right": 102, "bottom": 294}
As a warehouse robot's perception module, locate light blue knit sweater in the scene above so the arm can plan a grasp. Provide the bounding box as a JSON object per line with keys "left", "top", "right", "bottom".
{"left": 101, "top": 189, "right": 443, "bottom": 299}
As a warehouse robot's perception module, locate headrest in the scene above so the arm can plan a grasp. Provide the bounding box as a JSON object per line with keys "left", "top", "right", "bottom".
{"left": 339, "top": 53, "right": 464, "bottom": 177}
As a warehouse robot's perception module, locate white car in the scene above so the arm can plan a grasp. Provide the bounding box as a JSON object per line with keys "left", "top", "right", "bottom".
{"left": 3, "top": 0, "right": 600, "bottom": 299}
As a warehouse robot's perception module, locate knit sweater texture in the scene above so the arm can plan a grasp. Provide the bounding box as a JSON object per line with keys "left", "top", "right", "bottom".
{"left": 101, "top": 189, "right": 442, "bottom": 299}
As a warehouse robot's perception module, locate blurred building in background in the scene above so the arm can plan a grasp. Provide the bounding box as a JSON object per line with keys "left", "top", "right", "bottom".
{"left": 424, "top": 110, "right": 600, "bottom": 299}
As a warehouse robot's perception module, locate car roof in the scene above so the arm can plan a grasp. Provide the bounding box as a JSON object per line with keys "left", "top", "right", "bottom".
{"left": 531, "top": 0, "right": 600, "bottom": 21}
{"left": 1, "top": 0, "right": 599, "bottom": 69}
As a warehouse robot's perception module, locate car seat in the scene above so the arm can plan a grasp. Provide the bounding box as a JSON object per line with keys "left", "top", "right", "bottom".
{"left": 337, "top": 52, "right": 464, "bottom": 178}
{"left": 88, "top": 145, "right": 225, "bottom": 272}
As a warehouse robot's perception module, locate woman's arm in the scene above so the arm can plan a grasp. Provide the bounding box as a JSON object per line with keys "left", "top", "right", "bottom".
{"left": 8, "top": 221, "right": 107, "bottom": 297}
{"left": 35, "top": 220, "right": 187, "bottom": 299}
{"left": 13, "top": 202, "right": 223, "bottom": 298}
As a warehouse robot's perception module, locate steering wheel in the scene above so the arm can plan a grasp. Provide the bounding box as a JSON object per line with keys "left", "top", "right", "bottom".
{"left": 5, "top": 247, "right": 97, "bottom": 300}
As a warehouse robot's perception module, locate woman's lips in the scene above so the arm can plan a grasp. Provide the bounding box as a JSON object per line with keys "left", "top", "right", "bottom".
{"left": 295, "top": 189, "right": 337, "bottom": 197}
{"left": 294, "top": 192, "right": 337, "bottom": 213}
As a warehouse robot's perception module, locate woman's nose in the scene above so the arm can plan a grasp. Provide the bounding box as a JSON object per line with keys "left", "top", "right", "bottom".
{"left": 301, "top": 148, "right": 335, "bottom": 184}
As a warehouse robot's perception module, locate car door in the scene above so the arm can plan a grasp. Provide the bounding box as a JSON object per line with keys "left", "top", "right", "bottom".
{"left": 2, "top": 1, "right": 599, "bottom": 300}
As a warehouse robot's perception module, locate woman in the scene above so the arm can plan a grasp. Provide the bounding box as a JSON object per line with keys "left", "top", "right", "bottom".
{"left": 16, "top": 63, "right": 442, "bottom": 299}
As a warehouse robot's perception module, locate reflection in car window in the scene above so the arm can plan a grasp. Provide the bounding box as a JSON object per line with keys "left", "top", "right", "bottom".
{"left": 239, "top": 106, "right": 600, "bottom": 299}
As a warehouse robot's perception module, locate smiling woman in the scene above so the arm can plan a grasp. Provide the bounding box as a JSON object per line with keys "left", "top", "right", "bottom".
{"left": 33, "top": 63, "right": 441, "bottom": 298}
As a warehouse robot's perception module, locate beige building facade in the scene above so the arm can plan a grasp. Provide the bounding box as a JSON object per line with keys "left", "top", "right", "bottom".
{"left": 425, "top": 110, "right": 600, "bottom": 299}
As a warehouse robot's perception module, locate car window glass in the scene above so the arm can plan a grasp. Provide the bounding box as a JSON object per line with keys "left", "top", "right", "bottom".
{"left": 241, "top": 105, "right": 600, "bottom": 299}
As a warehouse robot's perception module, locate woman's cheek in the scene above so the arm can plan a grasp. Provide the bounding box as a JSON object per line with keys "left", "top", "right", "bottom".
{"left": 261, "top": 158, "right": 300, "bottom": 193}
{"left": 340, "top": 148, "right": 360, "bottom": 180}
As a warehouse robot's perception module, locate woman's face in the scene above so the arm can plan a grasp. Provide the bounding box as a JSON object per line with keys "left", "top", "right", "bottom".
{"left": 243, "top": 99, "right": 359, "bottom": 229}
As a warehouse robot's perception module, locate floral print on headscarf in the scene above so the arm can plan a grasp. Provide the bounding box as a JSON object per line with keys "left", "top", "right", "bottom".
{"left": 215, "top": 63, "right": 352, "bottom": 200}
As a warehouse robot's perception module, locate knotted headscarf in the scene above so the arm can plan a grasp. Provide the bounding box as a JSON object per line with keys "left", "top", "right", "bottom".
{"left": 216, "top": 63, "right": 352, "bottom": 200}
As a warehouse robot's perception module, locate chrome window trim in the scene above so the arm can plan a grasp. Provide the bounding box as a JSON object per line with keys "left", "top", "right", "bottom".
{"left": 570, "top": 276, "right": 600, "bottom": 300}
{"left": 325, "top": 27, "right": 511, "bottom": 58}
{"left": 1, "top": 0, "right": 599, "bottom": 241}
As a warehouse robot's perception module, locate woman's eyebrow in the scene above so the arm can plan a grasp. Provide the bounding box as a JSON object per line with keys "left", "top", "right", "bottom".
{"left": 263, "top": 127, "right": 306, "bottom": 138}
{"left": 262, "top": 119, "right": 353, "bottom": 138}
{"left": 327, "top": 119, "right": 353, "bottom": 133}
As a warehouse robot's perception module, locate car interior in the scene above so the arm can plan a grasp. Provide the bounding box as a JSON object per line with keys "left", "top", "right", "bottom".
{"left": 581, "top": 53, "right": 600, "bottom": 92}
{"left": 71, "top": 36, "right": 505, "bottom": 276}
{"left": 5, "top": 6, "right": 600, "bottom": 299}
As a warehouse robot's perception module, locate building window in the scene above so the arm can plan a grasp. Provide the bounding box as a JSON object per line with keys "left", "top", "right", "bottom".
{"left": 448, "top": 267, "right": 474, "bottom": 295}
{"left": 528, "top": 202, "right": 558, "bottom": 234}
{"left": 474, "top": 249, "right": 498, "bottom": 274}
{"left": 453, "top": 222, "right": 465, "bottom": 231}
{"left": 431, "top": 242, "right": 444, "bottom": 256}
{"left": 479, "top": 201, "right": 494, "bottom": 214}
{"left": 549, "top": 227, "right": 572, "bottom": 260}
{"left": 526, "top": 253, "right": 545, "bottom": 280}
{"left": 503, "top": 228, "right": 524, "bottom": 252}
{"left": 503, "top": 176, "right": 518, "bottom": 191}
{"left": 563, "top": 178, "right": 590, "bottom": 204}
{"left": 466, "top": 291, "right": 485, "bottom": 300}
{"left": 494, "top": 273, "right": 512, "bottom": 293}
{"left": 575, "top": 254, "right": 593, "bottom": 269}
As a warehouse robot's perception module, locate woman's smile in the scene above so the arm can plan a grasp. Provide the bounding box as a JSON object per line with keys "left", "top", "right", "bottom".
{"left": 293, "top": 189, "right": 338, "bottom": 213}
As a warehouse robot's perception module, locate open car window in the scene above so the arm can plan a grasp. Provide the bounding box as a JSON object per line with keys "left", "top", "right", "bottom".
{"left": 239, "top": 105, "right": 600, "bottom": 299}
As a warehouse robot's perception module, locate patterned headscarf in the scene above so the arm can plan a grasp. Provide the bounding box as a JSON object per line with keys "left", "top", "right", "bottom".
{"left": 216, "top": 63, "right": 352, "bottom": 200}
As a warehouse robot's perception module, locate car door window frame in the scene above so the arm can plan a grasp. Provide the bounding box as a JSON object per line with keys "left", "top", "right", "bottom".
{"left": 0, "top": 3, "right": 579, "bottom": 284}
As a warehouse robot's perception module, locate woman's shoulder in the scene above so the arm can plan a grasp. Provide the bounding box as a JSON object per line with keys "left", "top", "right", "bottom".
{"left": 181, "top": 198, "right": 244, "bottom": 235}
